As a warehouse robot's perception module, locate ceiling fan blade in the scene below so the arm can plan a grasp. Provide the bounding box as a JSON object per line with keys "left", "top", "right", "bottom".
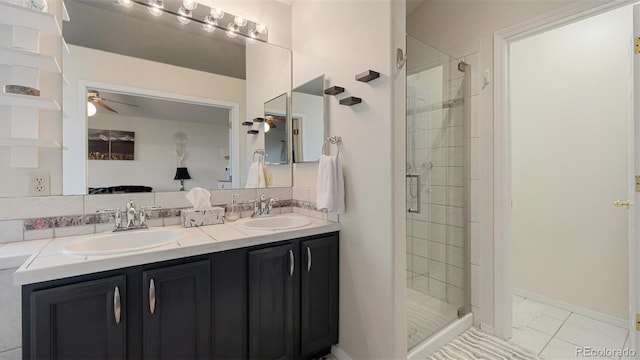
{"left": 101, "top": 97, "right": 139, "bottom": 107}
{"left": 94, "top": 99, "right": 118, "bottom": 113}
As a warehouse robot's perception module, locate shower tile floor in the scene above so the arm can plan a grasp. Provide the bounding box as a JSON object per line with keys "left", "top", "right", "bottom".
{"left": 407, "top": 288, "right": 459, "bottom": 351}
{"left": 509, "top": 294, "right": 631, "bottom": 359}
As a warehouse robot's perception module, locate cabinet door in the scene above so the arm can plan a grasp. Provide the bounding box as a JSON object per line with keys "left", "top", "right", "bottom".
{"left": 248, "top": 243, "right": 296, "bottom": 360}
{"left": 142, "top": 260, "right": 211, "bottom": 360}
{"left": 301, "top": 235, "right": 339, "bottom": 359}
{"left": 30, "top": 275, "right": 126, "bottom": 360}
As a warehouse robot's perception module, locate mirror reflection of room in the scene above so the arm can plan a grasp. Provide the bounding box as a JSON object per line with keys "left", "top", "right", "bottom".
{"left": 85, "top": 90, "right": 231, "bottom": 194}
{"left": 291, "top": 75, "right": 324, "bottom": 163}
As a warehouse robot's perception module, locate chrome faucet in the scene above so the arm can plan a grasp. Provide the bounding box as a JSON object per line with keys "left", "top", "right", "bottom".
{"left": 252, "top": 193, "right": 277, "bottom": 217}
{"left": 98, "top": 199, "right": 148, "bottom": 232}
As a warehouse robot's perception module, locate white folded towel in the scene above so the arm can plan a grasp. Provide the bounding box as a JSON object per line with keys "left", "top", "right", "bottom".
{"left": 316, "top": 155, "right": 345, "bottom": 214}
{"left": 245, "top": 161, "right": 266, "bottom": 188}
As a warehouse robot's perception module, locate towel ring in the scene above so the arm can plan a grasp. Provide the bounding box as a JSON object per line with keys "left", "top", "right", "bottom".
{"left": 253, "top": 149, "right": 266, "bottom": 162}
{"left": 322, "top": 136, "right": 342, "bottom": 156}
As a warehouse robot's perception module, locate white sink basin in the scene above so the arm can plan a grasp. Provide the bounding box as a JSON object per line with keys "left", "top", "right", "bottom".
{"left": 62, "top": 229, "right": 185, "bottom": 256}
{"left": 235, "top": 215, "right": 312, "bottom": 231}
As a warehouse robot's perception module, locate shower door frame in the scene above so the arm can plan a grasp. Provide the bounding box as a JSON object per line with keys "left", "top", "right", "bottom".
{"left": 493, "top": 0, "right": 639, "bottom": 351}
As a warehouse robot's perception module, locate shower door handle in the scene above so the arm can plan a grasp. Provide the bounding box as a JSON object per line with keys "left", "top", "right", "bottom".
{"left": 406, "top": 173, "right": 421, "bottom": 213}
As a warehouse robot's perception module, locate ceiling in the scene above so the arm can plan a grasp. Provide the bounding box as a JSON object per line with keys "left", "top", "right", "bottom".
{"left": 64, "top": 0, "right": 247, "bottom": 78}
{"left": 90, "top": 90, "right": 230, "bottom": 126}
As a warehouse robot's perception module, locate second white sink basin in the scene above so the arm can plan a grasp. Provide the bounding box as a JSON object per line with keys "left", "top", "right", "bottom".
{"left": 235, "top": 215, "right": 312, "bottom": 231}
{"left": 62, "top": 229, "right": 185, "bottom": 256}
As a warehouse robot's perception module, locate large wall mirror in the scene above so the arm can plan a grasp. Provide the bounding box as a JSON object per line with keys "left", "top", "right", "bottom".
{"left": 0, "top": 0, "right": 292, "bottom": 197}
{"left": 291, "top": 75, "right": 325, "bottom": 162}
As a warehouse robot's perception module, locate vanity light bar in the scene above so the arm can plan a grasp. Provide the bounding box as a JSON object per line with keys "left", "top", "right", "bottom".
{"left": 126, "top": 0, "right": 268, "bottom": 42}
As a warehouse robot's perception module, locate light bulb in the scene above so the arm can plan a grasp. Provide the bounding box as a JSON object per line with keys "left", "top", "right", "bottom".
{"left": 255, "top": 23, "right": 267, "bottom": 34}
{"left": 87, "top": 102, "right": 97, "bottom": 117}
{"left": 117, "top": 0, "right": 133, "bottom": 8}
{"left": 249, "top": 29, "right": 258, "bottom": 39}
{"left": 210, "top": 7, "right": 224, "bottom": 19}
{"left": 177, "top": 7, "right": 191, "bottom": 24}
{"left": 202, "top": 23, "right": 215, "bottom": 32}
{"left": 226, "top": 23, "right": 238, "bottom": 38}
{"left": 147, "top": 0, "right": 163, "bottom": 16}
{"left": 182, "top": 0, "right": 197, "bottom": 11}
{"left": 234, "top": 15, "right": 247, "bottom": 27}
{"left": 264, "top": 122, "right": 270, "bottom": 133}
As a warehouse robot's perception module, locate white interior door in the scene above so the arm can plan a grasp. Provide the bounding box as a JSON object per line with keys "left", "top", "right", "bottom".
{"left": 630, "top": 4, "right": 640, "bottom": 355}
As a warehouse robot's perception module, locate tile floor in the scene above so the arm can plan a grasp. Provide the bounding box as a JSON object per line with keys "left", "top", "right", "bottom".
{"left": 509, "top": 294, "right": 632, "bottom": 359}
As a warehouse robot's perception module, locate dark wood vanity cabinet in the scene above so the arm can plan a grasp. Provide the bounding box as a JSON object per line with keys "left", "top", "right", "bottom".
{"left": 28, "top": 275, "right": 127, "bottom": 359}
{"left": 141, "top": 260, "right": 211, "bottom": 360}
{"left": 22, "top": 232, "right": 339, "bottom": 360}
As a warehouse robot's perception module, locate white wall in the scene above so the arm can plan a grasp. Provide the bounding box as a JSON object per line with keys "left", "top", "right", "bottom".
{"left": 63, "top": 45, "right": 245, "bottom": 195}
{"left": 408, "top": 0, "right": 575, "bottom": 330}
{"left": 245, "top": 41, "right": 291, "bottom": 187}
{"left": 292, "top": 92, "right": 324, "bottom": 161}
{"left": 292, "top": 1, "right": 403, "bottom": 357}
{"left": 88, "top": 114, "right": 229, "bottom": 192}
{"left": 511, "top": 7, "right": 632, "bottom": 319}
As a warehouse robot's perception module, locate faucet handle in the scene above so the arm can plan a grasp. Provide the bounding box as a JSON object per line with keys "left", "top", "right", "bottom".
{"left": 139, "top": 206, "right": 147, "bottom": 227}
{"left": 260, "top": 193, "right": 266, "bottom": 201}
{"left": 268, "top": 198, "right": 277, "bottom": 213}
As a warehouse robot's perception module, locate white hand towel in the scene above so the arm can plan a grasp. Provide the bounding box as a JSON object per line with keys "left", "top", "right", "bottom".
{"left": 316, "top": 155, "right": 345, "bottom": 214}
{"left": 245, "top": 161, "right": 266, "bottom": 188}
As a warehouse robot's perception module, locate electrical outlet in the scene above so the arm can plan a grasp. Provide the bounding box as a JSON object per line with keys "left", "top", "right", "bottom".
{"left": 29, "top": 171, "right": 51, "bottom": 196}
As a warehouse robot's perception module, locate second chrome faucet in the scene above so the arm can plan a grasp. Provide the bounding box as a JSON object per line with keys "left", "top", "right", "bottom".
{"left": 99, "top": 199, "right": 149, "bottom": 232}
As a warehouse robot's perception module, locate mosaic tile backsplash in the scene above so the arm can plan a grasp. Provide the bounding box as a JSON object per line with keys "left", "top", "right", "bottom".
{"left": 0, "top": 188, "right": 332, "bottom": 243}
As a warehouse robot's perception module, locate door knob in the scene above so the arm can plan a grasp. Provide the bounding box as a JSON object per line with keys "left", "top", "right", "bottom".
{"left": 613, "top": 200, "right": 632, "bottom": 208}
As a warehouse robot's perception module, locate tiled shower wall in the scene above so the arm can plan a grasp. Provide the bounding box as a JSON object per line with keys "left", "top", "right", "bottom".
{"left": 406, "top": 59, "right": 466, "bottom": 310}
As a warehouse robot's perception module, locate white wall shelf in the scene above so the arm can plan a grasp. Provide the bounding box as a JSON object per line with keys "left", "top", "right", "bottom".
{"left": 0, "top": 137, "right": 61, "bottom": 148}
{"left": 0, "top": 93, "right": 60, "bottom": 111}
{"left": 0, "top": 48, "right": 61, "bottom": 73}
{"left": 0, "top": 2, "right": 61, "bottom": 36}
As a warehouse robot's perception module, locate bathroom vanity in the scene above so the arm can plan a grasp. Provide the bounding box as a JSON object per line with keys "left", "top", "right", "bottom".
{"left": 14, "top": 216, "right": 339, "bottom": 360}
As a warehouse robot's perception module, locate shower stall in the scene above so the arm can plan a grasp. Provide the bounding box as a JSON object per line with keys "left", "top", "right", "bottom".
{"left": 405, "top": 36, "right": 470, "bottom": 353}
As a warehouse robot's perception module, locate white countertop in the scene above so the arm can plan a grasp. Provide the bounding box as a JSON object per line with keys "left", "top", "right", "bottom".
{"left": 0, "top": 214, "right": 339, "bottom": 286}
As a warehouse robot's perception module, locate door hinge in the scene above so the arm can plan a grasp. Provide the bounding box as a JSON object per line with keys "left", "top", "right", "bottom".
{"left": 228, "top": 122, "right": 232, "bottom": 129}
{"left": 635, "top": 37, "right": 640, "bottom": 54}
{"left": 293, "top": 129, "right": 299, "bottom": 135}
{"left": 636, "top": 176, "right": 640, "bottom": 192}
{"left": 636, "top": 313, "right": 640, "bottom": 331}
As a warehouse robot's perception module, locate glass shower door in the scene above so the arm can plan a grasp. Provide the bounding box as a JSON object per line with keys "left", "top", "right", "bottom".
{"left": 405, "top": 36, "right": 469, "bottom": 351}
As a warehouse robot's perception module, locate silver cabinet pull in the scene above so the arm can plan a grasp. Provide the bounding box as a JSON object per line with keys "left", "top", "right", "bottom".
{"left": 289, "top": 249, "right": 294, "bottom": 276}
{"left": 149, "top": 279, "right": 156, "bottom": 315}
{"left": 306, "top": 247, "right": 312, "bottom": 272}
{"left": 406, "top": 173, "right": 421, "bottom": 213}
{"left": 114, "top": 286, "right": 121, "bottom": 325}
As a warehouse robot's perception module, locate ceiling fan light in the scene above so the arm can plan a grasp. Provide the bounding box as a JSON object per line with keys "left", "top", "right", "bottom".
{"left": 87, "top": 101, "right": 97, "bottom": 117}
{"left": 182, "top": 0, "right": 197, "bottom": 11}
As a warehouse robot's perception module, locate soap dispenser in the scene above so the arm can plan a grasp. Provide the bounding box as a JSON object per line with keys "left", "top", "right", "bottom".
{"left": 226, "top": 193, "right": 240, "bottom": 222}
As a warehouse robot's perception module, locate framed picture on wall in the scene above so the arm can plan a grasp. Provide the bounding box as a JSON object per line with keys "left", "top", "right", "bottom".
{"left": 88, "top": 129, "right": 135, "bottom": 160}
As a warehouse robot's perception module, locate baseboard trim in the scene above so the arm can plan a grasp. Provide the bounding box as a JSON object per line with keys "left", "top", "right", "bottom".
{"left": 407, "top": 313, "right": 473, "bottom": 360}
{"left": 480, "top": 322, "right": 495, "bottom": 335}
{"left": 513, "top": 288, "right": 628, "bottom": 329}
{"left": 331, "top": 345, "right": 353, "bottom": 360}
